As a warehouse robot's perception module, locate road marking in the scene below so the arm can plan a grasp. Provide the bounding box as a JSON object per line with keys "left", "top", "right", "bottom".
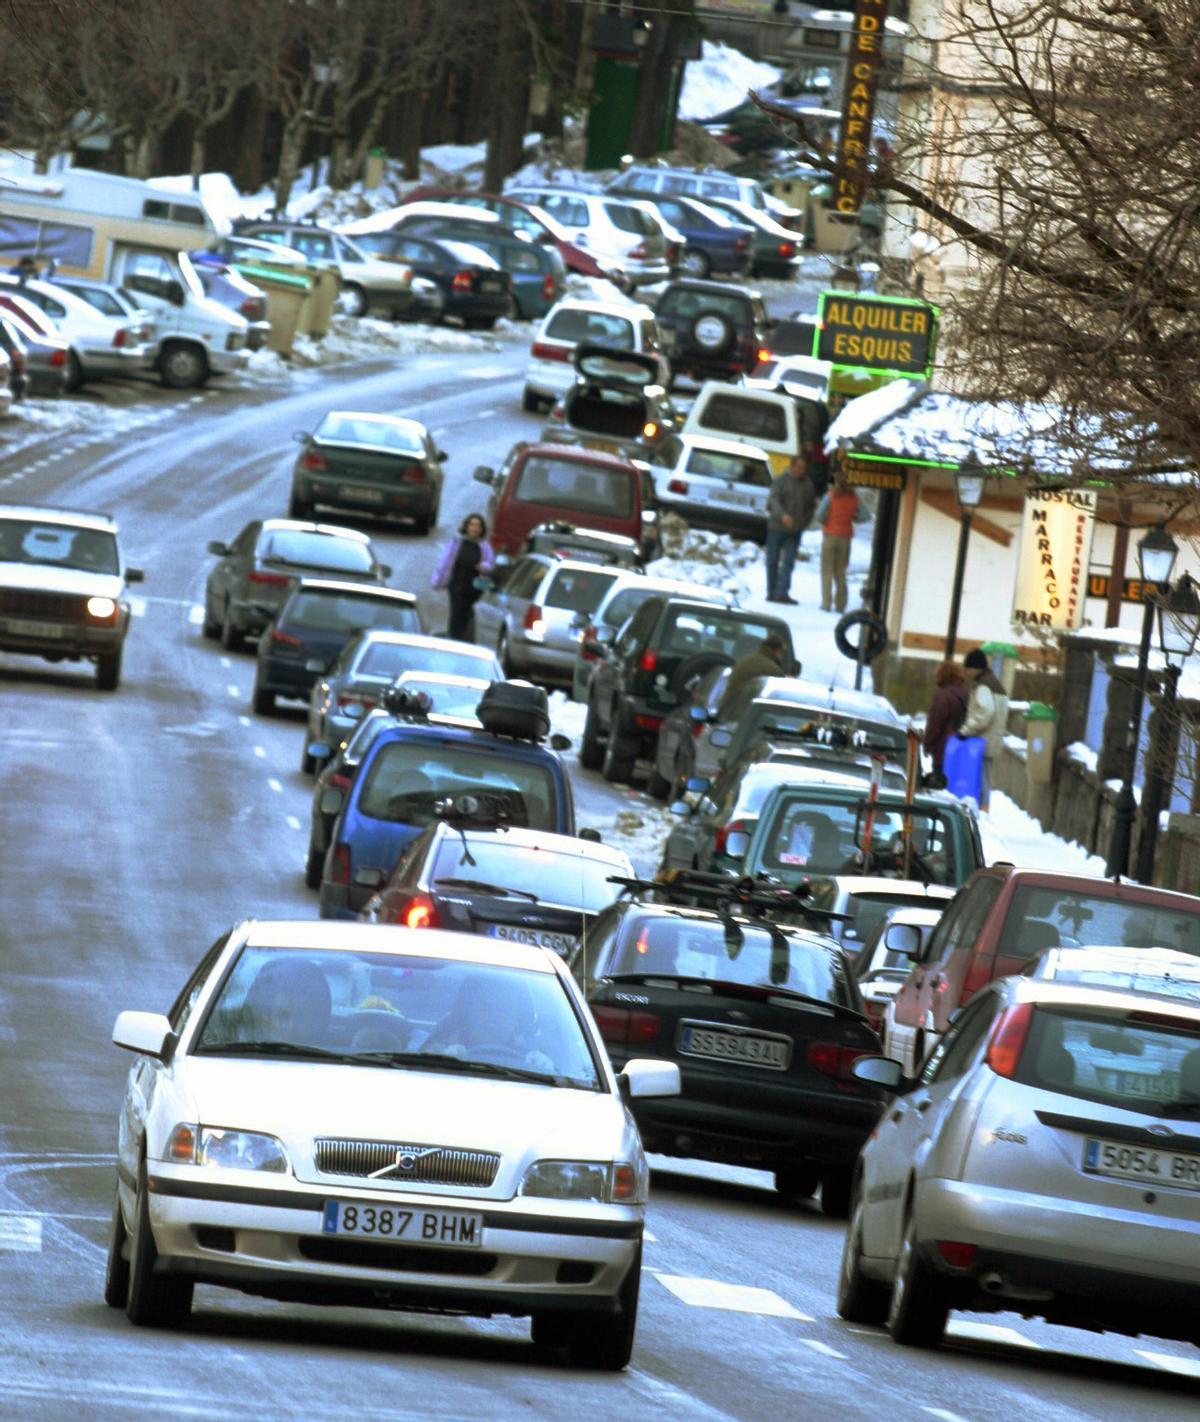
{"left": 268, "top": 777, "right": 283, "bottom": 793}
{"left": 286, "top": 815, "right": 301, "bottom": 831}
{"left": 128, "top": 597, "right": 146, "bottom": 617}
{"left": 654, "top": 1273, "right": 812, "bottom": 1320}
{"left": 188, "top": 603, "right": 205, "bottom": 625}
{"left": 476, "top": 406, "right": 497, "bottom": 418}
{"left": 227, "top": 684, "right": 240, "bottom": 698}
{"left": 220, "top": 656, "right": 231, "bottom": 669}
{"left": 947, "top": 1320, "right": 1042, "bottom": 1350}
{"left": 923, "top": 1409, "right": 971, "bottom": 1422}
{"left": 801, "top": 1340, "right": 847, "bottom": 1360}
{"left": 238, "top": 714, "right": 251, "bottom": 727}
{"left": 1137, "top": 1351, "right": 1200, "bottom": 1379}
{"left": 461, "top": 364, "right": 509, "bottom": 379}
{"left": 253, "top": 745, "right": 266, "bottom": 759}
{"left": 627, "top": 1369, "right": 739, "bottom": 1421}
{"left": 0, "top": 1216, "right": 42, "bottom": 1251}
{"left": 643, "top": 1228, "right": 657, "bottom": 1242}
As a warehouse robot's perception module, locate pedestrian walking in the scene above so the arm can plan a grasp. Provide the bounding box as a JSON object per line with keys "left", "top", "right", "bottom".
{"left": 718, "top": 631, "right": 789, "bottom": 715}
{"left": 818, "top": 471, "right": 858, "bottom": 612}
{"left": 432, "top": 513, "right": 495, "bottom": 643}
{"left": 765, "top": 455, "right": 815, "bottom": 605}
{"left": 958, "top": 647, "right": 1009, "bottom": 809}
{"left": 922, "top": 660, "right": 969, "bottom": 789}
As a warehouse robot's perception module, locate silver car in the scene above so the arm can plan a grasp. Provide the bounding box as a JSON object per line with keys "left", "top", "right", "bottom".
{"left": 838, "top": 976, "right": 1200, "bottom": 1350}
{"left": 647, "top": 433, "right": 773, "bottom": 541}
{"left": 473, "top": 554, "right": 626, "bottom": 686}
{"left": 853, "top": 906, "right": 948, "bottom": 1035}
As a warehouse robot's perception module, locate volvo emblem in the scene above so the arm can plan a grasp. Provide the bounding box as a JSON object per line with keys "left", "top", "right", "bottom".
{"left": 368, "top": 1146, "right": 441, "bottom": 1180}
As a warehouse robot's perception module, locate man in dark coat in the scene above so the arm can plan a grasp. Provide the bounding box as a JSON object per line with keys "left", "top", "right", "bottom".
{"left": 765, "top": 455, "right": 816, "bottom": 604}
{"left": 922, "top": 659, "right": 969, "bottom": 785}
{"left": 718, "top": 632, "right": 789, "bottom": 716}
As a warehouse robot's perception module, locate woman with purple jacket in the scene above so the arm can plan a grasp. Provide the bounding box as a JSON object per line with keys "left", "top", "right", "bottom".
{"left": 432, "top": 513, "right": 495, "bottom": 642}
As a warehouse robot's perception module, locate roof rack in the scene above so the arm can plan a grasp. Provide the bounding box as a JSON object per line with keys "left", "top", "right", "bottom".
{"left": 760, "top": 720, "right": 900, "bottom": 755}
{"left": 435, "top": 792, "right": 522, "bottom": 829}
{"left": 607, "top": 869, "right": 849, "bottom": 930}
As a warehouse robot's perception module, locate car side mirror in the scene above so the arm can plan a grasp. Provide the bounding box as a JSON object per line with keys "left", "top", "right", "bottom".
{"left": 724, "top": 830, "right": 750, "bottom": 860}
{"left": 851, "top": 1055, "right": 912, "bottom": 1093}
{"left": 437, "top": 449, "right": 449, "bottom": 461}
{"left": 473, "top": 464, "right": 496, "bottom": 485}
{"left": 207, "top": 540, "right": 230, "bottom": 557}
{"left": 354, "top": 867, "right": 384, "bottom": 889}
{"left": 319, "top": 787, "right": 345, "bottom": 815}
{"left": 292, "top": 431, "right": 308, "bottom": 444}
{"left": 112, "top": 1010, "right": 174, "bottom": 1060}
{"left": 378, "top": 564, "right": 392, "bottom": 579}
{"left": 549, "top": 733, "right": 571, "bottom": 751}
{"left": 884, "top": 923, "right": 923, "bottom": 960}
{"left": 579, "top": 827, "right": 602, "bottom": 843}
{"left": 125, "top": 567, "right": 145, "bottom": 584}
{"left": 709, "top": 728, "right": 733, "bottom": 749}
{"left": 620, "top": 1059, "right": 681, "bottom": 1101}
{"left": 595, "top": 625, "right": 615, "bottom": 644}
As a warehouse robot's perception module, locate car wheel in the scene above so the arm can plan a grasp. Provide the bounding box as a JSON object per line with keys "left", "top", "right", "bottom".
{"left": 887, "top": 1215, "right": 949, "bottom": 1347}
{"left": 413, "top": 504, "right": 434, "bottom": 535}
{"left": 65, "top": 350, "right": 84, "bottom": 392}
{"left": 159, "top": 342, "right": 208, "bottom": 390}
{"left": 252, "top": 677, "right": 275, "bottom": 716}
{"left": 533, "top": 1244, "right": 640, "bottom": 1371}
{"left": 681, "top": 247, "right": 711, "bottom": 278}
{"left": 522, "top": 386, "right": 543, "bottom": 413}
{"left": 96, "top": 646, "right": 123, "bottom": 692}
{"left": 602, "top": 709, "right": 637, "bottom": 785}
{"left": 103, "top": 1184, "right": 130, "bottom": 1308}
{"left": 820, "top": 1167, "right": 853, "bottom": 1218}
{"left": 201, "top": 596, "right": 221, "bottom": 639}
{"left": 775, "top": 1164, "right": 818, "bottom": 1203}
{"left": 580, "top": 693, "right": 605, "bottom": 770}
{"left": 343, "top": 283, "right": 368, "bottom": 318}
{"left": 221, "top": 605, "right": 244, "bottom": 653}
{"left": 125, "top": 1158, "right": 193, "bottom": 1328}
{"left": 305, "top": 841, "right": 324, "bottom": 890}
{"left": 300, "top": 739, "right": 317, "bottom": 775}
{"left": 497, "top": 633, "right": 515, "bottom": 677}
{"left": 288, "top": 495, "right": 312, "bottom": 520}
{"left": 837, "top": 1191, "right": 890, "bottom": 1325}
{"left": 645, "top": 765, "right": 672, "bottom": 801}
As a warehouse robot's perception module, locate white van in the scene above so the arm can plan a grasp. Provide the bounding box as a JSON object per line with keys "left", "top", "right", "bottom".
{"left": 0, "top": 169, "right": 248, "bottom": 388}
{"left": 682, "top": 376, "right": 830, "bottom": 475}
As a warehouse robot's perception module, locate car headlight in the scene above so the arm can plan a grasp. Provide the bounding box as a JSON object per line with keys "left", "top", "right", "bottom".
{"left": 87, "top": 596, "right": 117, "bottom": 620}
{"left": 518, "top": 1158, "right": 647, "bottom": 1203}
{"left": 166, "top": 1123, "right": 290, "bottom": 1173}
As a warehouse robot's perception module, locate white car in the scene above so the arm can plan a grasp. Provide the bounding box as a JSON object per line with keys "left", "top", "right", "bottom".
{"left": 524, "top": 298, "right": 667, "bottom": 411}
{"left": 853, "top": 905, "right": 947, "bottom": 1033}
{"left": 106, "top": 920, "right": 679, "bottom": 1368}
{"left": 0, "top": 275, "right": 154, "bottom": 388}
{"left": 646, "top": 432, "right": 773, "bottom": 541}
{"left": 506, "top": 186, "right": 670, "bottom": 289}
{"left": 839, "top": 975, "right": 1200, "bottom": 1352}
{"left": 50, "top": 277, "right": 159, "bottom": 362}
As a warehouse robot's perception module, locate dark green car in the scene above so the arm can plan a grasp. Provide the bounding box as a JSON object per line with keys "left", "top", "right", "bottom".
{"left": 290, "top": 411, "right": 447, "bottom": 534}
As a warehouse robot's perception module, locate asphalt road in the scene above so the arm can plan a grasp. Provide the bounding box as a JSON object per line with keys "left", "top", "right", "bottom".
{"left": 0, "top": 346, "right": 1197, "bottom": 1420}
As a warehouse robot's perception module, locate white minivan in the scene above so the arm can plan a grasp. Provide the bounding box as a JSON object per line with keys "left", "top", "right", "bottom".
{"left": 682, "top": 381, "right": 828, "bottom": 475}
{"left": 523, "top": 297, "right": 667, "bottom": 412}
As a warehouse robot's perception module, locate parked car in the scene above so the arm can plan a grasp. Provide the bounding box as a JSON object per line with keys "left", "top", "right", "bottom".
{"left": 234, "top": 219, "right": 415, "bottom": 318}
{"left": 472, "top": 553, "right": 625, "bottom": 685}
{"left": 700, "top": 194, "right": 802, "bottom": 276}
{"left": 523, "top": 297, "right": 666, "bottom": 412}
{"left": 522, "top": 522, "right": 643, "bottom": 569}
{"left": 203, "top": 518, "right": 390, "bottom": 652}
{"left": 0, "top": 275, "right": 154, "bottom": 390}
{"left": 838, "top": 976, "right": 1200, "bottom": 1352}
{"left": 305, "top": 709, "right": 396, "bottom": 883}
{"left": 546, "top": 346, "right": 678, "bottom": 458}
{"left": 566, "top": 874, "right": 882, "bottom": 1213}
{"left": 570, "top": 574, "right": 731, "bottom": 704}
{"left": 251, "top": 578, "right": 421, "bottom": 716}
{"left": 0, "top": 320, "right": 26, "bottom": 400}
{"left": 647, "top": 432, "right": 773, "bottom": 541}
{"left": 1022, "top": 944, "right": 1200, "bottom": 1004}
{"left": 683, "top": 379, "right": 828, "bottom": 478}
{"left": 615, "top": 192, "right": 752, "bottom": 279}
{"left": 289, "top": 410, "right": 447, "bottom": 533}
{"left": 580, "top": 597, "right": 798, "bottom": 784}
{"left": 474, "top": 440, "right": 654, "bottom": 562}
{"left": 852, "top": 905, "right": 948, "bottom": 1033}
{"left": 107, "top": 918, "right": 674, "bottom": 1368}
{"left": 0, "top": 299, "right": 69, "bottom": 395}
{"left": 653, "top": 280, "right": 771, "bottom": 385}
{"left": 48, "top": 276, "right": 163, "bottom": 362}
{"left": 0, "top": 504, "right": 144, "bottom": 690}
{"left": 396, "top": 219, "right": 566, "bottom": 320}
{"left": 885, "top": 866, "right": 1200, "bottom": 1076}
{"left": 187, "top": 263, "right": 270, "bottom": 349}
{"left": 362, "top": 821, "right": 633, "bottom": 955}
{"left": 505, "top": 186, "right": 670, "bottom": 288}
{"left": 346, "top": 231, "right": 512, "bottom": 328}
{"left": 608, "top": 164, "right": 800, "bottom": 228}
{"left": 813, "top": 877, "right": 958, "bottom": 958}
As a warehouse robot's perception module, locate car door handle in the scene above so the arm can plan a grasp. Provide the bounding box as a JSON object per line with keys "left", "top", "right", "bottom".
{"left": 914, "top": 1098, "right": 932, "bottom": 1114}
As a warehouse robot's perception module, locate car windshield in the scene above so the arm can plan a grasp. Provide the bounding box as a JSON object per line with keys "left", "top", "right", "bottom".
{"left": 657, "top": 289, "right": 749, "bottom": 325}
{"left": 433, "top": 839, "right": 622, "bottom": 912}
{"left": 287, "top": 590, "right": 418, "bottom": 634}
{"left": 514, "top": 456, "right": 633, "bottom": 518}
{"left": 760, "top": 798, "right": 958, "bottom": 884}
{"left": 393, "top": 675, "right": 490, "bottom": 719}
{"left": 997, "top": 887, "right": 1200, "bottom": 960}
{"left": 62, "top": 285, "right": 126, "bottom": 317}
{"left": 359, "top": 740, "right": 557, "bottom": 829}
{"left": 356, "top": 640, "right": 495, "bottom": 680}
{"left": 1011, "top": 1006, "right": 1200, "bottom": 1115}
{"left": 193, "top": 946, "right": 601, "bottom": 1089}
{"left": 683, "top": 447, "right": 771, "bottom": 485}
{"left": 662, "top": 609, "right": 789, "bottom": 663}
{"left": 316, "top": 415, "right": 424, "bottom": 453}
{"left": 696, "top": 393, "right": 788, "bottom": 443}
{"left": 0, "top": 519, "right": 118, "bottom": 574}
{"left": 261, "top": 530, "right": 375, "bottom": 574}
{"left": 544, "top": 308, "right": 635, "bottom": 348}
{"left": 545, "top": 565, "right": 619, "bottom": 613}
{"left": 612, "top": 915, "right": 848, "bottom": 1002}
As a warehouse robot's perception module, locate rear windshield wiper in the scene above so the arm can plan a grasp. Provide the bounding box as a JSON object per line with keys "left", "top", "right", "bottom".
{"left": 434, "top": 877, "right": 539, "bottom": 901}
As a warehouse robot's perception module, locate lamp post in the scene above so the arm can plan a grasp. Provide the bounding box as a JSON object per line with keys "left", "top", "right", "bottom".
{"left": 943, "top": 455, "right": 987, "bottom": 659}
{"left": 1132, "top": 572, "right": 1200, "bottom": 884}
{"left": 1105, "top": 526, "right": 1180, "bottom": 879}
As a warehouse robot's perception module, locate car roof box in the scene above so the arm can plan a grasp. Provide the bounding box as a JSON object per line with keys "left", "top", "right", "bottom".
{"left": 477, "top": 679, "right": 550, "bottom": 742}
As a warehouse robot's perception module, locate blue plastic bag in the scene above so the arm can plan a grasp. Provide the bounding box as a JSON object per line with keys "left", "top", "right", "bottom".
{"left": 944, "top": 735, "right": 986, "bottom": 805}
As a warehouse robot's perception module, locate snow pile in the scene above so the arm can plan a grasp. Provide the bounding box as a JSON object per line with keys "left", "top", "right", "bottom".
{"left": 679, "top": 41, "right": 782, "bottom": 121}
{"left": 980, "top": 792, "right": 1106, "bottom": 874}
{"left": 825, "top": 377, "right": 926, "bottom": 454}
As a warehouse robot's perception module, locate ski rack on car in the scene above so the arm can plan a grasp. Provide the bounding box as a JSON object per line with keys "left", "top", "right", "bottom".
{"left": 607, "top": 869, "right": 849, "bottom": 931}
{"left": 759, "top": 718, "right": 902, "bottom": 756}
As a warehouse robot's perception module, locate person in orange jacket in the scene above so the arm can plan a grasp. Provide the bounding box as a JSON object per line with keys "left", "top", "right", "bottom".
{"left": 818, "top": 470, "right": 859, "bottom": 612}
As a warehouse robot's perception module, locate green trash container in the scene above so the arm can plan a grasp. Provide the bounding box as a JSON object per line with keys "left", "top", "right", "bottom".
{"left": 234, "top": 264, "right": 310, "bottom": 355}
{"left": 296, "top": 263, "right": 340, "bottom": 340}
{"left": 1026, "top": 702, "right": 1058, "bottom": 785}
{"left": 981, "top": 640, "right": 1019, "bottom": 695}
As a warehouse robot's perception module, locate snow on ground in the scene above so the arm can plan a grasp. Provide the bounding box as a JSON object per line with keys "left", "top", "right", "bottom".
{"left": 679, "top": 41, "right": 782, "bottom": 122}
{"left": 980, "top": 792, "right": 1107, "bottom": 875}
{"left": 0, "top": 395, "right": 173, "bottom": 464}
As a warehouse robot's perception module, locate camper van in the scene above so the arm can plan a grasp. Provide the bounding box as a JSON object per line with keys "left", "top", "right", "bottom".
{"left": 0, "top": 169, "right": 249, "bottom": 388}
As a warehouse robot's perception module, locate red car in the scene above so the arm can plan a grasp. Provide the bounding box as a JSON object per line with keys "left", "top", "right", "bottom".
{"left": 401, "top": 188, "right": 608, "bottom": 281}
{"left": 473, "top": 440, "right": 652, "bottom": 560}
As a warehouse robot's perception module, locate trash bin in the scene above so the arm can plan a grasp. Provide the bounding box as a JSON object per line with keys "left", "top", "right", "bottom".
{"left": 234, "top": 264, "right": 310, "bottom": 355}
{"left": 982, "top": 640, "right": 1019, "bottom": 695}
{"left": 1026, "top": 702, "right": 1057, "bottom": 785}
{"left": 807, "top": 186, "right": 859, "bottom": 254}
{"left": 364, "top": 147, "right": 387, "bottom": 190}
{"left": 296, "top": 263, "right": 340, "bottom": 340}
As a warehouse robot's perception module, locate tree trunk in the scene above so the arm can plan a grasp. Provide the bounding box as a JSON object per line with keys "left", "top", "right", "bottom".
{"left": 627, "top": 3, "right": 690, "bottom": 157}
{"left": 129, "top": 128, "right": 160, "bottom": 179}
{"left": 347, "top": 85, "right": 392, "bottom": 190}
{"left": 274, "top": 118, "right": 309, "bottom": 215}
{"left": 484, "top": 3, "right": 530, "bottom": 192}
{"left": 190, "top": 126, "right": 205, "bottom": 189}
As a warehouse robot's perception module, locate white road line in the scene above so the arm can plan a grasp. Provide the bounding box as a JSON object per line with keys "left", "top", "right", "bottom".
{"left": 1137, "top": 1351, "right": 1200, "bottom": 1379}
{"left": 461, "top": 364, "right": 509, "bottom": 379}
{"left": 0, "top": 1216, "right": 42, "bottom": 1251}
{"left": 238, "top": 714, "right": 251, "bottom": 727}
{"left": 923, "top": 1409, "right": 971, "bottom": 1422}
{"left": 947, "top": 1320, "right": 1042, "bottom": 1350}
{"left": 268, "top": 777, "right": 283, "bottom": 793}
{"left": 188, "top": 603, "right": 205, "bottom": 625}
{"left": 220, "top": 656, "right": 231, "bottom": 669}
{"left": 654, "top": 1274, "right": 812, "bottom": 1320}
{"left": 227, "top": 684, "right": 240, "bottom": 698}
{"left": 128, "top": 597, "right": 146, "bottom": 617}
{"left": 0, "top": 1208, "right": 106, "bottom": 1222}
{"left": 643, "top": 1228, "right": 657, "bottom": 1242}
{"left": 253, "top": 745, "right": 267, "bottom": 759}
{"left": 286, "top": 815, "right": 301, "bottom": 831}
{"left": 476, "top": 406, "right": 497, "bottom": 418}
{"left": 801, "top": 1340, "right": 847, "bottom": 1360}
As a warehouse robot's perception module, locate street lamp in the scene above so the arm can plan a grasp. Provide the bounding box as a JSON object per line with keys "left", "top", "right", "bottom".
{"left": 943, "top": 454, "right": 987, "bottom": 659}
{"left": 1133, "top": 572, "right": 1200, "bottom": 883}
{"left": 1106, "top": 524, "right": 1179, "bottom": 880}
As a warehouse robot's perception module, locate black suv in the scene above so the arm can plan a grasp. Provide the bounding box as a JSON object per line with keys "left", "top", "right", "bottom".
{"left": 653, "top": 279, "right": 771, "bottom": 384}
{"left": 0, "top": 504, "right": 144, "bottom": 690}
{"left": 579, "top": 595, "right": 796, "bottom": 784}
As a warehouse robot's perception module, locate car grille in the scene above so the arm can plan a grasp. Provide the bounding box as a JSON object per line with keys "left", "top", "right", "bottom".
{"left": 0, "top": 588, "right": 89, "bottom": 622}
{"left": 313, "top": 1138, "right": 500, "bottom": 1188}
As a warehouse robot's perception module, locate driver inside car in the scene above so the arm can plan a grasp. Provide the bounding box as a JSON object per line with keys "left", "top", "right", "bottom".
{"left": 421, "top": 971, "right": 554, "bottom": 1074}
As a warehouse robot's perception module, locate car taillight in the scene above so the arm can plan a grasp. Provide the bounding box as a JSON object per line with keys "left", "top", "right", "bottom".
{"left": 757, "top": 347, "right": 771, "bottom": 364}
{"left": 667, "top": 478, "right": 688, "bottom": 495}
{"left": 541, "top": 273, "right": 556, "bottom": 300}
{"left": 50, "top": 349, "right": 65, "bottom": 367}
{"left": 401, "top": 896, "right": 438, "bottom": 929}
{"left": 523, "top": 603, "right": 546, "bottom": 639}
{"left": 336, "top": 693, "right": 376, "bottom": 712}
{"left": 985, "top": 1002, "right": 1034, "bottom": 1079}
{"left": 331, "top": 843, "right": 351, "bottom": 885}
{"left": 301, "top": 452, "right": 326, "bottom": 472}
{"left": 247, "top": 570, "right": 290, "bottom": 586}
{"left": 628, "top": 244, "right": 647, "bottom": 259}
{"left": 452, "top": 271, "right": 473, "bottom": 292}
{"left": 712, "top": 819, "right": 746, "bottom": 857}
{"left": 638, "top": 649, "right": 656, "bottom": 673}
{"left": 400, "top": 466, "right": 426, "bottom": 483}
{"left": 807, "top": 1042, "right": 871, "bottom": 1087}
{"left": 329, "top": 772, "right": 353, "bottom": 792}
{"left": 777, "top": 242, "right": 796, "bottom": 258}
{"left": 270, "top": 628, "right": 302, "bottom": 647}
{"left": 936, "top": 1241, "right": 978, "bottom": 1269}
{"left": 667, "top": 243, "right": 680, "bottom": 263}
{"left": 112, "top": 328, "right": 129, "bottom": 348}
{"left": 531, "top": 340, "right": 571, "bottom": 362}
{"left": 239, "top": 298, "right": 264, "bottom": 318}
{"left": 548, "top": 401, "right": 565, "bottom": 421}
{"left": 633, "top": 713, "right": 661, "bottom": 729}
{"left": 591, "top": 1004, "right": 661, "bottom": 1046}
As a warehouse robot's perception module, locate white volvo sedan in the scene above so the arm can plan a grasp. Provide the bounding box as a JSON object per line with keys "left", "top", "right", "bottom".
{"left": 105, "top": 921, "right": 679, "bottom": 1369}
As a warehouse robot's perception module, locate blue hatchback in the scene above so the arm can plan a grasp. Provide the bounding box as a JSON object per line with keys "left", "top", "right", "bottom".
{"left": 632, "top": 194, "right": 753, "bottom": 279}
{"left": 318, "top": 719, "right": 577, "bottom": 918}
